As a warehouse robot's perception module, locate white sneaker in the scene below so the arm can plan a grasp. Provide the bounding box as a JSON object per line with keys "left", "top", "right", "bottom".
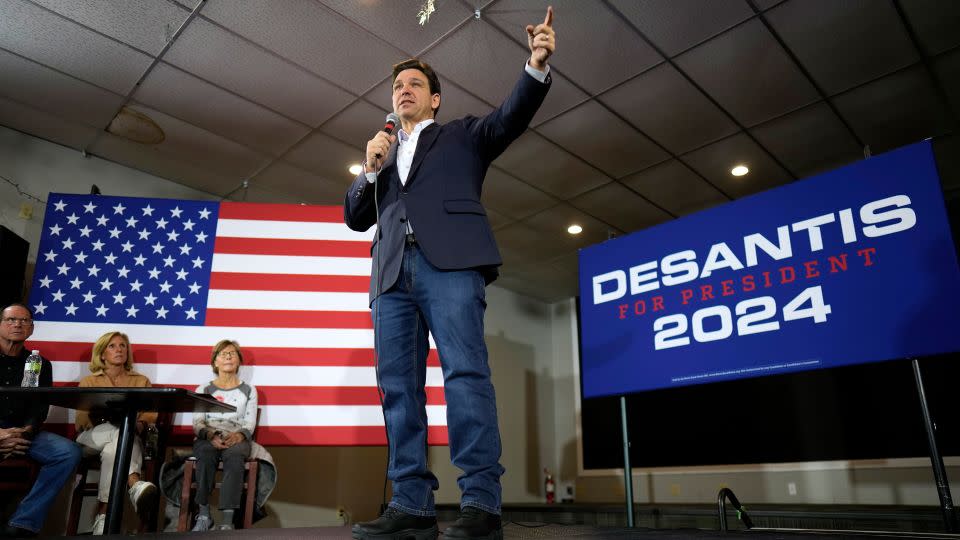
{"left": 216, "top": 523, "right": 235, "bottom": 530}
{"left": 91, "top": 513, "right": 105, "bottom": 535}
{"left": 127, "top": 480, "right": 157, "bottom": 514}
{"left": 192, "top": 514, "right": 214, "bottom": 532}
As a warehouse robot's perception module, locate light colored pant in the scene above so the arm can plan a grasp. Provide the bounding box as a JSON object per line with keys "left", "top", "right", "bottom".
{"left": 76, "top": 423, "right": 143, "bottom": 502}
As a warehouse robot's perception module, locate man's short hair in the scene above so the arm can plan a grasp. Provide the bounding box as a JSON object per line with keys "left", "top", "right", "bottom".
{"left": 2, "top": 302, "right": 34, "bottom": 319}
{"left": 392, "top": 58, "right": 442, "bottom": 117}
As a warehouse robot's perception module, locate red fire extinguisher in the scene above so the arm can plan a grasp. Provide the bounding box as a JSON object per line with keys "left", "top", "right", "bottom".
{"left": 544, "top": 468, "right": 555, "bottom": 504}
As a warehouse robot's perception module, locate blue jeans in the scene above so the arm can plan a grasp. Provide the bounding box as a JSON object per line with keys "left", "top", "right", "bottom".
{"left": 372, "top": 243, "right": 504, "bottom": 517}
{"left": 8, "top": 431, "right": 82, "bottom": 533}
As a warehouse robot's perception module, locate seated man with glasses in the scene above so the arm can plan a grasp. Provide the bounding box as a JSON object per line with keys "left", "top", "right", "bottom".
{"left": 0, "top": 303, "right": 82, "bottom": 538}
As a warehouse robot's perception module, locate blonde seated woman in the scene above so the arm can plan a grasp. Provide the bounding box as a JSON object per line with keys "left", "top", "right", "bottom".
{"left": 75, "top": 331, "right": 158, "bottom": 535}
{"left": 190, "top": 339, "right": 258, "bottom": 532}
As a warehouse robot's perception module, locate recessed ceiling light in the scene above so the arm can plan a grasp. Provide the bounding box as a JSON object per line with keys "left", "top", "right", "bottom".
{"left": 567, "top": 224, "right": 583, "bottom": 235}
{"left": 349, "top": 164, "right": 363, "bottom": 175}
{"left": 731, "top": 165, "right": 749, "bottom": 177}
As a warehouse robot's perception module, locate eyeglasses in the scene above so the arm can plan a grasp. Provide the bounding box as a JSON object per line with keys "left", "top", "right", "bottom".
{"left": 1, "top": 317, "right": 33, "bottom": 326}
{"left": 217, "top": 350, "right": 238, "bottom": 358}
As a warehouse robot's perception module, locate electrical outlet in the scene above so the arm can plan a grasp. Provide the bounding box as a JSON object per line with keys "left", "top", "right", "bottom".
{"left": 670, "top": 483, "right": 681, "bottom": 496}
{"left": 19, "top": 202, "right": 32, "bottom": 220}
{"left": 337, "top": 506, "right": 347, "bottom": 523}
{"left": 787, "top": 482, "right": 797, "bottom": 496}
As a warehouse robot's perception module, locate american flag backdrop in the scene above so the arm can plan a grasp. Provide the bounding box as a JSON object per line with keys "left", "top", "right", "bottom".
{"left": 26, "top": 193, "right": 447, "bottom": 446}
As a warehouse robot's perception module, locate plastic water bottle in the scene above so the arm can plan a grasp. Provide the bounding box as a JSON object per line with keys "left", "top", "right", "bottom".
{"left": 21, "top": 350, "right": 42, "bottom": 387}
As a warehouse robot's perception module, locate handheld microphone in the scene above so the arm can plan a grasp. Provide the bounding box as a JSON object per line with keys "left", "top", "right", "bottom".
{"left": 383, "top": 112, "right": 399, "bottom": 135}
{"left": 375, "top": 113, "right": 400, "bottom": 160}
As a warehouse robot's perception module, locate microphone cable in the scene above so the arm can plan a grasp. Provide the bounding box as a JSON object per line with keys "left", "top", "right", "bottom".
{"left": 372, "top": 158, "right": 389, "bottom": 514}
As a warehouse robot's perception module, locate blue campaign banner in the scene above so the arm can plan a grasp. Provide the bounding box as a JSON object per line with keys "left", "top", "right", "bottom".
{"left": 579, "top": 140, "right": 960, "bottom": 399}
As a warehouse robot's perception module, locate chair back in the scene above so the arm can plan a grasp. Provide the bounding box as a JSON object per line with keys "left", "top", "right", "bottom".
{"left": 0, "top": 457, "right": 40, "bottom": 493}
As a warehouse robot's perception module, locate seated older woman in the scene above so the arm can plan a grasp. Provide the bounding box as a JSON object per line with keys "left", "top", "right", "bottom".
{"left": 190, "top": 339, "right": 258, "bottom": 532}
{"left": 75, "top": 331, "right": 157, "bottom": 535}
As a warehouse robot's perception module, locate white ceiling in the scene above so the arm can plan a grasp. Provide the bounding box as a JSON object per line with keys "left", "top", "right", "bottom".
{"left": 1, "top": 0, "right": 958, "bottom": 301}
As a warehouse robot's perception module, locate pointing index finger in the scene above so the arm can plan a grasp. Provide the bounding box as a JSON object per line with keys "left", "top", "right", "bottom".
{"left": 544, "top": 6, "right": 553, "bottom": 27}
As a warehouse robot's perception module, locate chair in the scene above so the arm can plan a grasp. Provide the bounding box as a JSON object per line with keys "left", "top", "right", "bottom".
{"left": 65, "top": 412, "right": 172, "bottom": 535}
{"left": 176, "top": 408, "right": 261, "bottom": 532}
{"left": 0, "top": 457, "right": 40, "bottom": 494}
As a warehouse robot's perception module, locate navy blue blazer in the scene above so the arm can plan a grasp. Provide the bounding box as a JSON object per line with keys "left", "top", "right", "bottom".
{"left": 344, "top": 68, "right": 551, "bottom": 304}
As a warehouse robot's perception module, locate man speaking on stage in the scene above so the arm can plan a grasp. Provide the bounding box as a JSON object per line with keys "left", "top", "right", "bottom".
{"left": 343, "top": 6, "right": 556, "bottom": 540}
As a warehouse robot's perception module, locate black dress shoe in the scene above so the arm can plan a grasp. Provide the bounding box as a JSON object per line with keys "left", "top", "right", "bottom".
{"left": 442, "top": 506, "right": 502, "bottom": 539}
{"left": 1, "top": 524, "right": 37, "bottom": 538}
{"left": 351, "top": 506, "right": 438, "bottom": 540}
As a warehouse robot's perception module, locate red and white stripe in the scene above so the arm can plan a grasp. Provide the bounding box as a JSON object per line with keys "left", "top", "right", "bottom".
{"left": 29, "top": 202, "right": 448, "bottom": 446}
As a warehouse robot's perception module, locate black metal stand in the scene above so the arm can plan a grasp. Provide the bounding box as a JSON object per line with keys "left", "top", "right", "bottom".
{"left": 104, "top": 407, "right": 139, "bottom": 534}
{"left": 717, "top": 487, "right": 753, "bottom": 531}
{"left": 620, "top": 395, "right": 634, "bottom": 528}
{"left": 911, "top": 358, "right": 958, "bottom": 532}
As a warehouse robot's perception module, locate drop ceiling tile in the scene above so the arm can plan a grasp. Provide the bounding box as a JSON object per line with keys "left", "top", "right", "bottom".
{"left": 529, "top": 72, "right": 592, "bottom": 127}
{"left": 481, "top": 167, "right": 556, "bottom": 221}
{"left": 522, "top": 203, "right": 615, "bottom": 256}
{"left": 899, "top": 0, "right": 960, "bottom": 56}
{"left": 608, "top": 0, "right": 754, "bottom": 57}
{"left": 933, "top": 134, "right": 960, "bottom": 193}
{"left": 249, "top": 160, "right": 350, "bottom": 205}
{"left": 622, "top": 159, "right": 728, "bottom": 216}
{"left": 164, "top": 17, "right": 355, "bottom": 127}
{"left": 284, "top": 130, "right": 366, "bottom": 187}
{"left": 318, "top": 0, "right": 475, "bottom": 55}
{"left": 537, "top": 100, "right": 668, "bottom": 178}
{"left": 485, "top": 207, "right": 513, "bottom": 231}
{"left": 484, "top": 0, "right": 663, "bottom": 93}
{"left": 766, "top": 0, "right": 918, "bottom": 95}
{"left": 754, "top": 0, "right": 785, "bottom": 10}
{"left": 90, "top": 132, "right": 242, "bottom": 197}
{"left": 832, "top": 65, "right": 953, "bottom": 154}
{"left": 492, "top": 131, "right": 611, "bottom": 200}
{"left": 199, "top": 0, "right": 405, "bottom": 94}
{"left": 675, "top": 18, "right": 820, "bottom": 127}
{"left": 680, "top": 132, "right": 793, "bottom": 199}
{"left": 0, "top": 95, "right": 99, "bottom": 150}
{"left": 599, "top": 63, "right": 739, "bottom": 154}
{"left": 133, "top": 63, "right": 310, "bottom": 156}
{"left": 422, "top": 16, "right": 587, "bottom": 122}
{"left": 568, "top": 182, "right": 672, "bottom": 233}
{"left": 319, "top": 99, "right": 390, "bottom": 152}
{"left": 420, "top": 18, "right": 529, "bottom": 104}
{"left": 0, "top": 0, "right": 151, "bottom": 94}
{"left": 0, "top": 48, "right": 124, "bottom": 129}
{"left": 31, "top": 0, "right": 192, "bottom": 55}
{"left": 935, "top": 47, "right": 960, "bottom": 116}
{"left": 494, "top": 220, "right": 562, "bottom": 267}
{"left": 750, "top": 101, "right": 862, "bottom": 179}
{"left": 93, "top": 103, "right": 271, "bottom": 187}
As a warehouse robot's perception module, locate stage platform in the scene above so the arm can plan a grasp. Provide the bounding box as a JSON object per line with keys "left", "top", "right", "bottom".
{"left": 63, "top": 523, "right": 960, "bottom": 539}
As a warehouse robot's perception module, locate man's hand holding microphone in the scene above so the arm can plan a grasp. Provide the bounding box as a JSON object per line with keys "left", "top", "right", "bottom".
{"left": 364, "top": 113, "right": 399, "bottom": 175}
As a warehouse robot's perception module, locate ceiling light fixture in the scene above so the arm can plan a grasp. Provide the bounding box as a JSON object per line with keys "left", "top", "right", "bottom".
{"left": 568, "top": 224, "right": 583, "bottom": 235}
{"left": 731, "top": 165, "right": 749, "bottom": 177}
{"left": 349, "top": 164, "right": 363, "bottom": 176}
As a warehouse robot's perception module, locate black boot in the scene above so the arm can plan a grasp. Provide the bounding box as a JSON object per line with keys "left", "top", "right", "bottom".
{"left": 351, "top": 506, "right": 438, "bottom": 540}
{"left": 442, "top": 506, "right": 502, "bottom": 539}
